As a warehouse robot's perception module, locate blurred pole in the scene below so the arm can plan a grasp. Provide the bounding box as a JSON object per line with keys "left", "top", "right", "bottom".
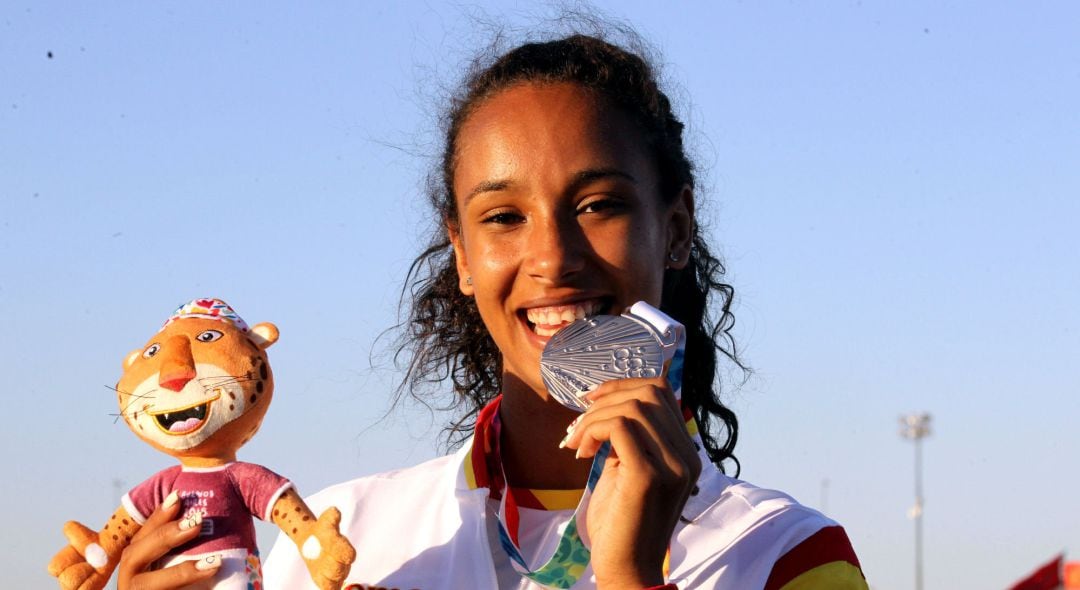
{"left": 899, "top": 413, "right": 931, "bottom": 590}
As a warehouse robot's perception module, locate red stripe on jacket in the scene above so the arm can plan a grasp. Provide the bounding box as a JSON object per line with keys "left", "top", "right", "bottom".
{"left": 763, "top": 525, "right": 863, "bottom": 590}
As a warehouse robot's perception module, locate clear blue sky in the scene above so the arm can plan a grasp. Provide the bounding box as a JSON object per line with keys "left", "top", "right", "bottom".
{"left": 3, "top": 2, "right": 1077, "bottom": 588}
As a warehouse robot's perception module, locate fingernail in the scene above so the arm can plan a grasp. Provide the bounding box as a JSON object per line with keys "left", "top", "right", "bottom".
{"left": 575, "top": 447, "right": 583, "bottom": 459}
{"left": 566, "top": 415, "right": 582, "bottom": 433}
{"left": 558, "top": 433, "right": 571, "bottom": 449}
{"left": 163, "top": 490, "right": 179, "bottom": 509}
{"left": 179, "top": 513, "right": 203, "bottom": 531}
{"left": 195, "top": 554, "right": 222, "bottom": 571}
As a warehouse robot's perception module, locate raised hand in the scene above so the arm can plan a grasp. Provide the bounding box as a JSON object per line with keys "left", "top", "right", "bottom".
{"left": 561, "top": 377, "right": 701, "bottom": 590}
{"left": 115, "top": 492, "right": 221, "bottom": 590}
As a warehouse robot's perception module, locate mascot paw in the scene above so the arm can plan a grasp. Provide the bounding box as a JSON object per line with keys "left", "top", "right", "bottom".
{"left": 47, "top": 521, "right": 117, "bottom": 590}
{"left": 48, "top": 546, "right": 111, "bottom": 590}
{"left": 302, "top": 507, "right": 357, "bottom": 590}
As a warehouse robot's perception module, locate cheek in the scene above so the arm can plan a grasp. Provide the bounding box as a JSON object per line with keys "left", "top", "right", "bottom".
{"left": 590, "top": 219, "right": 660, "bottom": 269}
{"left": 594, "top": 220, "right": 668, "bottom": 302}
{"left": 467, "top": 238, "right": 517, "bottom": 288}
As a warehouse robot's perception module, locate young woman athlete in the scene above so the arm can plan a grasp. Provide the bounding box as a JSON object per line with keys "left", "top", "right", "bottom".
{"left": 115, "top": 34, "right": 868, "bottom": 590}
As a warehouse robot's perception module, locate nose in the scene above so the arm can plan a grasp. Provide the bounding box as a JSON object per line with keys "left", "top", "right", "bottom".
{"left": 523, "top": 212, "right": 587, "bottom": 283}
{"left": 158, "top": 335, "right": 197, "bottom": 392}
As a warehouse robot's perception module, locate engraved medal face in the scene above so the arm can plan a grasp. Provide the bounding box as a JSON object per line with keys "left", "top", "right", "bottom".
{"left": 540, "top": 314, "right": 666, "bottom": 412}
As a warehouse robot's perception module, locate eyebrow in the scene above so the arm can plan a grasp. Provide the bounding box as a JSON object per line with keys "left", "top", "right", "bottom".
{"left": 570, "top": 167, "right": 637, "bottom": 190}
{"left": 463, "top": 167, "right": 637, "bottom": 204}
{"left": 464, "top": 179, "right": 512, "bottom": 203}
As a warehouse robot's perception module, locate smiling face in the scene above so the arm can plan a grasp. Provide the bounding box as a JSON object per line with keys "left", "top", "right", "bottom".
{"left": 449, "top": 82, "right": 693, "bottom": 397}
{"left": 116, "top": 316, "right": 278, "bottom": 463}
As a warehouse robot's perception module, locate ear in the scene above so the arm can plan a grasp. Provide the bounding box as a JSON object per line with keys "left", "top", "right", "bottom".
{"left": 249, "top": 322, "right": 280, "bottom": 349}
{"left": 124, "top": 350, "right": 141, "bottom": 369}
{"left": 447, "top": 221, "right": 474, "bottom": 296}
{"left": 665, "top": 185, "right": 695, "bottom": 270}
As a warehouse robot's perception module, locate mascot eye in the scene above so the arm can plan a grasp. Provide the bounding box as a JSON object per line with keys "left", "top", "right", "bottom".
{"left": 196, "top": 330, "right": 224, "bottom": 343}
{"left": 143, "top": 343, "right": 161, "bottom": 358}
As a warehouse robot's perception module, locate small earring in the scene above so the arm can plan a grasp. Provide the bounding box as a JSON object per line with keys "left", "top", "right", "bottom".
{"left": 668, "top": 253, "right": 679, "bottom": 263}
{"left": 466, "top": 276, "right": 473, "bottom": 286}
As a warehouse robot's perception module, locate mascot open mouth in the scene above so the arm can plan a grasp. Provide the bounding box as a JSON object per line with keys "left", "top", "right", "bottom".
{"left": 150, "top": 396, "right": 218, "bottom": 435}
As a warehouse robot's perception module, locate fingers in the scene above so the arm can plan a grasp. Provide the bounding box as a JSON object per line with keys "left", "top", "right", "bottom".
{"left": 62, "top": 521, "right": 98, "bottom": 553}
{"left": 587, "top": 376, "right": 682, "bottom": 417}
{"left": 55, "top": 562, "right": 96, "bottom": 590}
{"left": 569, "top": 381, "right": 692, "bottom": 455}
{"left": 48, "top": 545, "right": 85, "bottom": 577}
{"left": 124, "top": 556, "right": 220, "bottom": 590}
{"left": 60, "top": 521, "right": 113, "bottom": 574}
{"left": 563, "top": 379, "right": 702, "bottom": 490}
{"left": 118, "top": 513, "right": 204, "bottom": 580}
{"left": 130, "top": 491, "right": 181, "bottom": 544}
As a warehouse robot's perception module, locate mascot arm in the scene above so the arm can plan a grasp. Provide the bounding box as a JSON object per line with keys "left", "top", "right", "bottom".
{"left": 270, "top": 488, "right": 357, "bottom": 590}
{"left": 48, "top": 505, "right": 141, "bottom": 590}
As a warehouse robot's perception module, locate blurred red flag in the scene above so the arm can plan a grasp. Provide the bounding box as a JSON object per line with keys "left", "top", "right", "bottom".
{"left": 1009, "top": 554, "right": 1063, "bottom": 590}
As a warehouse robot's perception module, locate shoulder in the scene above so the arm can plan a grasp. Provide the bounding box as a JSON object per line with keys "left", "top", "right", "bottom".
{"left": 132, "top": 464, "right": 183, "bottom": 491}
{"left": 301, "top": 453, "right": 459, "bottom": 513}
{"left": 154, "top": 464, "right": 185, "bottom": 481}
{"left": 684, "top": 467, "right": 835, "bottom": 546}
{"left": 671, "top": 466, "right": 866, "bottom": 588}
{"left": 762, "top": 523, "right": 864, "bottom": 590}
{"left": 122, "top": 465, "right": 184, "bottom": 524}
{"left": 262, "top": 453, "right": 480, "bottom": 589}
{"left": 226, "top": 461, "right": 288, "bottom": 481}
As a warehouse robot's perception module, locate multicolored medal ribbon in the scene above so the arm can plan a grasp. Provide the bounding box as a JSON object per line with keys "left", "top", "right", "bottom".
{"left": 494, "top": 302, "right": 686, "bottom": 588}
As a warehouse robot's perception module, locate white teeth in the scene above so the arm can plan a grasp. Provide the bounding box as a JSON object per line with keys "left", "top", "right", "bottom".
{"left": 525, "top": 301, "right": 604, "bottom": 335}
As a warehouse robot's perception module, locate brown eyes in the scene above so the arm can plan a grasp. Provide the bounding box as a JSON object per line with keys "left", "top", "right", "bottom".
{"left": 480, "top": 209, "right": 524, "bottom": 225}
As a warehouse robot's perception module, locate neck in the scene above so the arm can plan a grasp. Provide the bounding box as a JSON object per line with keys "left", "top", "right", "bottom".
{"left": 497, "top": 375, "right": 591, "bottom": 489}
{"left": 178, "top": 452, "right": 236, "bottom": 468}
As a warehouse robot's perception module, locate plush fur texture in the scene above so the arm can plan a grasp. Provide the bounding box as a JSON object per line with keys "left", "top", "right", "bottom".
{"left": 48, "top": 299, "right": 356, "bottom": 590}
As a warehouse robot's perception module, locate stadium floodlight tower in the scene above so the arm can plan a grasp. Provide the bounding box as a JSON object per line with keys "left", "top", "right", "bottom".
{"left": 899, "top": 412, "right": 932, "bottom": 590}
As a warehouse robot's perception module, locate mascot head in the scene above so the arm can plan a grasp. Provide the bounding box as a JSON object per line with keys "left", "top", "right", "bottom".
{"left": 116, "top": 298, "right": 278, "bottom": 461}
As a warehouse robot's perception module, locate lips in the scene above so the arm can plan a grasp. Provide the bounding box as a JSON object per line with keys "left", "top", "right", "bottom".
{"left": 523, "top": 299, "right": 607, "bottom": 337}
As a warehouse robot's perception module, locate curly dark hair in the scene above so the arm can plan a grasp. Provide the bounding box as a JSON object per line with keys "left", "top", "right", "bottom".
{"left": 396, "top": 33, "right": 745, "bottom": 474}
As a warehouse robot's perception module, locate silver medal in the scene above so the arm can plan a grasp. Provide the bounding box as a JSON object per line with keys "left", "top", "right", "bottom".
{"left": 540, "top": 313, "right": 668, "bottom": 412}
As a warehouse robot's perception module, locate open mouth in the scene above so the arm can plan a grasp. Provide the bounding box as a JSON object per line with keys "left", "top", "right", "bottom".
{"left": 150, "top": 396, "right": 218, "bottom": 436}
{"left": 523, "top": 298, "right": 610, "bottom": 337}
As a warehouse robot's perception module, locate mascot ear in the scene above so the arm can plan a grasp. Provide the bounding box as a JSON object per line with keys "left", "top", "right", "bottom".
{"left": 124, "top": 350, "right": 141, "bottom": 369}
{"left": 249, "top": 322, "right": 279, "bottom": 350}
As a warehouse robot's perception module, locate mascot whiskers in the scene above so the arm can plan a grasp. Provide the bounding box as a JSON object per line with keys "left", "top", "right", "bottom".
{"left": 48, "top": 298, "right": 356, "bottom": 590}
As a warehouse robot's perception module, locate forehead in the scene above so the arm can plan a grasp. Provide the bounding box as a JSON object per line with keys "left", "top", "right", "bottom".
{"left": 145, "top": 317, "right": 246, "bottom": 345}
{"left": 453, "top": 82, "right": 655, "bottom": 198}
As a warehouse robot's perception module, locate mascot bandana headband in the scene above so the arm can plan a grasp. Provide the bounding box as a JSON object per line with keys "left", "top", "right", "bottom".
{"left": 161, "top": 298, "right": 251, "bottom": 332}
